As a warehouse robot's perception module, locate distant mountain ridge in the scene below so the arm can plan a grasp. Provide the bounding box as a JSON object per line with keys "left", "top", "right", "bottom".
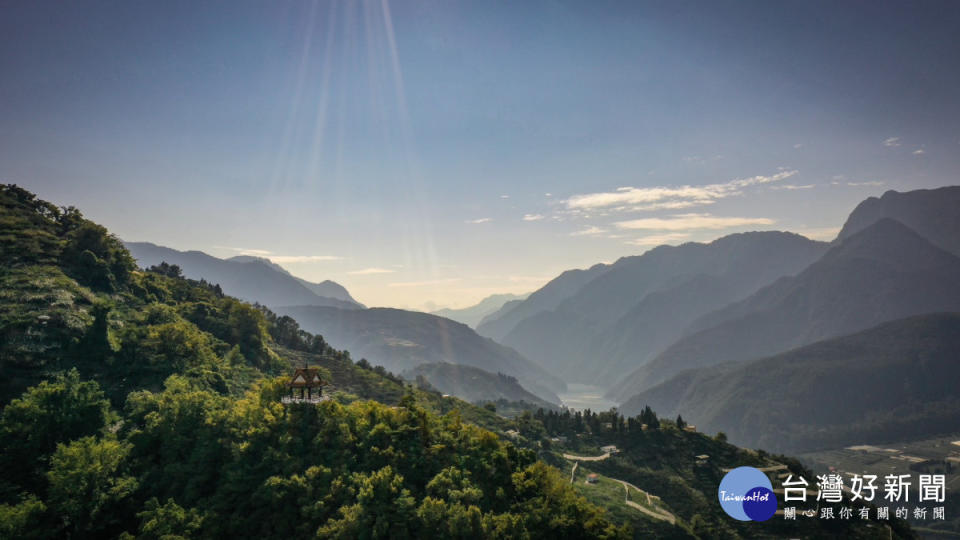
{"left": 838, "top": 185, "right": 960, "bottom": 256}
{"left": 476, "top": 263, "right": 611, "bottom": 342}
{"left": 403, "top": 362, "right": 557, "bottom": 409}
{"left": 227, "top": 254, "right": 359, "bottom": 304}
{"left": 431, "top": 293, "right": 529, "bottom": 328}
{"left": 609, "top": 218, "right": 960, "bottom": 401}
{"left": 274, "top": 305, "right": 567, "bottom": 405}
{"left": 493, "top": 232, "right": 828, "bottom": 384}
{"left": 124, "top": 242, "right": 363, "bottom": 310}
{"left": 619, "top": 313, "right": 960, "bottom": 453}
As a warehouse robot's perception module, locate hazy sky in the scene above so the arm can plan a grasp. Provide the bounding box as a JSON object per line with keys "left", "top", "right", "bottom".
{"left": 3, "top": 1, "right": 959, "bottom": 309}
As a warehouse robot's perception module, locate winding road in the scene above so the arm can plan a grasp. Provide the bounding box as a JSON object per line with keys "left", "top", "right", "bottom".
{"left": 563, "top": 451, "right": 677, "bottom": 524}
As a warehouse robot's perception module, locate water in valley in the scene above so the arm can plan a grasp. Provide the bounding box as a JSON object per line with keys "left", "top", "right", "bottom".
{"left": 558, "top": 383, "right": 618, "bottom": 412}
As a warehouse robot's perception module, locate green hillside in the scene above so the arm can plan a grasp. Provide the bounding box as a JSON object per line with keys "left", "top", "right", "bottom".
{"left": 619, "top": 312, "right": 960, "bottom": 453}
{"left": 402, "top": 362, "right": 558, "bottom": 410}
{"left": 274, "top": 304, "right": 566, "bottom": 404}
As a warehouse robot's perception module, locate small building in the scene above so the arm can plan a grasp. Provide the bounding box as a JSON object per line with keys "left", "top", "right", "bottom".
{"left": 586, "top": 473, "right": 599, "bottom": 484}
{"left": 684, "top": 425, "right": 697, "bottom": 433}
{"left": 550, "top": 436, "right": 568, "bottom": 444}
{"left": 282, "top": 367, "right": 327, "bottom": 404}
{"left": 601, "top": 445, "right": 619, "bottom": 455}
{"left": 504, "top": 429, "right": 520, "bottom": 439}
{"left": 695, "top": 454, "right": 710, "bottom": 465}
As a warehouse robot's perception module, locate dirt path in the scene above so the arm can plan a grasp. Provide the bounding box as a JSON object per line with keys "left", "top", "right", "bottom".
{"left": 562, "top": 451, "right": 676, "bottom": 524}
{"left": 562, "top": 452, "right": 610, "bottom": 461}
{"left": 617, "top": 480, "right": 677, "bottom": 525}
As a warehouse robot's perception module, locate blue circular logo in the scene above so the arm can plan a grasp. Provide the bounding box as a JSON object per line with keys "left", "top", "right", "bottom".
{"left": 718, "top": 466, "right": 777, "bottom": 521}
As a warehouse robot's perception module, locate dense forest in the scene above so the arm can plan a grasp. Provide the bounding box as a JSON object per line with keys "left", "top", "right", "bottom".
{"left": 0, "top": 185, "right": 915, "bottom": 539}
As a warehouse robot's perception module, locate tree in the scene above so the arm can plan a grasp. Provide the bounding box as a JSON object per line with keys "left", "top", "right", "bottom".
{"left": 639, "top": 405, "right": 660, "bottom": 430}
{"left": 61, "top": 221, "right": 135, "bottom": 290}
{"left": 0, "top": 495, "right": 49, "bottom": 540}
{"left": 676, "top": 414, "right": 686, "bottom": 430}
{"left": 316, "top": 466, "right": 417, "bottom": 539}
{"left": 47, "top": 436, "right": 138, "bottom": 537}
{"left": 0, "top": 370, "right": 113, "bottom": 495}
{"left": 137, "top": 498, "right": 205, "bottom": 539}
{"left": 78, "top": 301, "right": 113, "bottom": 357}
{"left": 147, "top": 262, "right": 183, "bottom": 279}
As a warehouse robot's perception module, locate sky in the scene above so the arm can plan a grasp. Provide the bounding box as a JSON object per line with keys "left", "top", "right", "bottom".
{"left": 2, "top": 1, "right": 960, "bottom": 310}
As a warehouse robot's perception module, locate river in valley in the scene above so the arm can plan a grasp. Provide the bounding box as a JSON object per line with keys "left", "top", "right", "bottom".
{"left": 558, "top": 383, "right": 619, "bottom": 412}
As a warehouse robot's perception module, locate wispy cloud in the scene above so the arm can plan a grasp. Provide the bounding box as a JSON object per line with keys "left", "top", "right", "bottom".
{"left": 216, "top": 246, "right": 273, "bottom": 256}
{"left": 565, "top": 170, "right": 797, "bottom": 212}
{"left": 465, "top": 218, "right": 492, "bottom": 224}
{"left": 522, "top": 214, "right": 545, "bottom": 221}
{"left": 267, "top": 255, "right": 343, "bottom": 263}
{"left": 793, "top": 143, "right": 804, "bottom": 149}
{"left": 847, "top": 181, "right": 885, "bottom": 187}
{"left": 347, "top": 267, "right": 395, "bottom": 275}
{"left": 883, "top": 137, "right": 901, "bottom": 147}
{"left": 614, "top": 213, "right": 774, "bottom": 231}
{"left": 770, "top": 184, "right": 815, "bottom": 190}
{"left": 629, "top": 200, "right": 711, "bottom": 211}
{"left": 499, "top": 194, "right": 510, "bottom": 199}
{"left": 570, "top": 225, "right": 607, "bottom": 236}
{"left": 625, "top": 233, "right": 691, "bottom": 246}
{"left": 388, "top": 278, "right": 461, "bottom": 287}
{"left": 913, "top": 149, "right": 926, "bottom": 155}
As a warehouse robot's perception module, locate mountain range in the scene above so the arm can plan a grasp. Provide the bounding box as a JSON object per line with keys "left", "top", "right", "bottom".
{"left": 125, "top": 242, "right": 562, "bottom": 406}
{"left": 124, "top": 242, "right": 363, "bottom": 309}
{"left": 274, "top": 305, "right": 566, "bottom": 404}
{"left": 837, "top": 185, "right": 960, "bottom": 257}
{"left": 476, "top": 263, "right": 611, "bottom": 342}
{"left": 619, "top": 312, "right": 960, "bottom": 453}
{"left": 402, "top": 362, "right": 557, "bottom": 409}
{"left": 609, "top": 216, "right": 960, "bottom": 402}
{"left": 431, "top": 293, "right": 528, "bottom": 328}
{"left": 482, "top": 232, "right": 828, "bottom": 385}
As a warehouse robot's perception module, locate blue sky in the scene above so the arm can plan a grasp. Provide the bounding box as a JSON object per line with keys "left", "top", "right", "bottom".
{"left": 3, "top": 1, "right": 959, "bottom": 309}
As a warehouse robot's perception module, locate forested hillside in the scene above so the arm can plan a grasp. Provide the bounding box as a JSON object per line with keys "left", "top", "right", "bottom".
{"left": 275, "top": 304, "right": 566, "bottom": 405}
{"left": 403, "top": 363, "right": 557, "bottom": 410}
{"left": 619, "top": 313, "right": 960, "bottom": 453}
